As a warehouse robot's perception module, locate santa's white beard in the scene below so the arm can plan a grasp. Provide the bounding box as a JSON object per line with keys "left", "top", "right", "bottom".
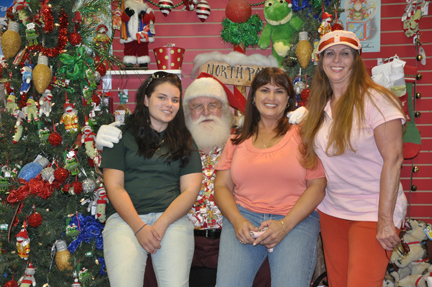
{"left": 186, "top": 114, "right": 232, "bottom": 152}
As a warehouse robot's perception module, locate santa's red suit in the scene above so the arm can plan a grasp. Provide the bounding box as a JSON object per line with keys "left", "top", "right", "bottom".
{"left": 120, "top": 0, "right": 156, "bottom": 67}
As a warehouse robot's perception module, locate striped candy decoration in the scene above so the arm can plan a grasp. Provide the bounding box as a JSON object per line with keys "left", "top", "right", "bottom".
{"left": 196, "top": 0, "right": 210, "bottom": 22}
{"left": 159, "top": 0, "right": 173, "bottom": 17}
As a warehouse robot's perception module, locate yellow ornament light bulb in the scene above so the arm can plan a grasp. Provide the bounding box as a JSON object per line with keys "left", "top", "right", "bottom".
{"left": 33, "top": 55, "right": 52, "bottom": 94}
{"left": 295, "top": 31, "right": 313, "bottom": 69}
{"left": 1, "top": 21, "right": 22, "bottom": 60}
{"left": 55, "top": 240, "right": 72, "bottom": 272}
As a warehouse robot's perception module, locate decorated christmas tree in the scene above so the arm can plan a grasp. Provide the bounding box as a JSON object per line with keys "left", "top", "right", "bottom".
{"left": 0, "top": 0, "right": 120, "bottom": 286}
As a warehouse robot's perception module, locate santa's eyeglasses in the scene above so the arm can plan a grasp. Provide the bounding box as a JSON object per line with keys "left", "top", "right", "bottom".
{"left": 189, "top": 103, "right": 222, "bottom": 113}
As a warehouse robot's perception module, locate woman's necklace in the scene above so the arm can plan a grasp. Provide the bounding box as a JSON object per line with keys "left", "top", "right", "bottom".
{"left": 157, "top": 139, "right": 165, "bottom": 150}
{"left": 260, "top": 130, "right": 274, "bottom": 149}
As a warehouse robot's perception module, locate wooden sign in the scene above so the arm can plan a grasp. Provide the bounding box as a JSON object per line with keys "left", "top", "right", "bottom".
{"left": 199, "top": 61, "right": 267, "bottom": 87}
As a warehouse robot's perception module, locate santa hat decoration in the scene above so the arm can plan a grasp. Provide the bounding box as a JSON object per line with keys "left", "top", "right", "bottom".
{"left": 63, "top": 101, "right": 75, "bottom": 110}
{"left": 15, "top": 227, "right": 28, "bottom": 241}
{"left": 27, "top": 262, "right": 34, "bottom": 270}
{"left": 183, "top": 72, "right": 246, "bottom": 113}
{"left": 287, "top": 0, "right": 292, "bottom": 8}
{"left": 322, "top": 12, "right": 333, "bottom": 21}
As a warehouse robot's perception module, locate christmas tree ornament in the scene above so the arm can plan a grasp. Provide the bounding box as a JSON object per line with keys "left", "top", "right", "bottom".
{"left": 17, "top": 261, "right": 36, "bottom": 286}
{"left": 225, "top": 0, "right": 251, "bottom": 23}
{"left": 25, "top": 97, "right": 39, "bottom": 122}
{"left": 32, "top": 54, "right": 52, "bottom": 94}
{"left": 183, "top": 0, "right": 199, "bottom": 11}
{"left": 196, "top": 0, "right": 211, "bottom": 22}
{"left": 82, "top": 178, "right": 96, "bottom": 193}
{"left": 4, "top": 280, "right": 19, "bottom": 287}
{"left": 159, "top": 0, "right": 173, "bottom": 16}
{"left": 13, "top": 110, "right": 26, "bottom": 144}
{"left": 69, "top": 30, "right": 82, "bottom": 46}
{"left": 79, "top": 266, "right": 91, "bottom": 286}
{"left": 331, "top": 8, "right": 343, "bottom": 31}
{"left": 48, "top": 131, "right": 62, "bottom": 146}
{"left": 20, "top": 62, "right": 34, "bottom": 95}
{"left": 41, "top": 1, "right": 54, "bottom": 33}
{"left": 28, "top": 205, "right": 43, "bottom": 228}
{"left": 54, "top": 240, "right": 72, "bottom": 272}
{"left": 318, "top": 12, "right": 333, "bottom": 38}
{"left": 293, "top": 78, "right": 306, "bottom": 95}
{"left": 7, "top": 93, "right": 18, "bottom": 115}
{"left": 41, "top": 167, "right": 55, "bottom": 183}
{"left": 25, "top": 23, "right": 39, "bottom": 46}
{"left": 39, "top": 87, "right": 53, "bottom": 117}
{"left": 1, "top": 21, "right": 22, "bottom": 60}
{"left": 298, "top": 88, "right": 310, "bottom": 107}
{"left": 54, "top": 167, "right": 69, "bottom": 183}
{"left": 69, "top": 180, "right": 83, "bottom": 195}
{"left": 64, "top": 150, "right": 80, "bottom": 176}
{"left": 18, "top": 156, "right": 49, "bottom": 182}
{"left": 15, "top": 221, "right": 30, "bottom": 260}
{"left": 72, "top": 277, "right": 81, "bottom": 287}
{"left": 66, "top": 222, "right": 80, "bottom": 237}
{"left": 295, "top": 31, "right": 313, "bottom": 69}
{"left": 60, "top": 102, "right": 79, "bottom": 132}
{"left": 96, "top": 187, "right": 109, "bottom": 223}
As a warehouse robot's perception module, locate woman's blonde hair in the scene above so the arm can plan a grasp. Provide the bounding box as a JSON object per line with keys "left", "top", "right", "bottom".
{"left": 300, "top": 49, "right": 406, "bottom": 168}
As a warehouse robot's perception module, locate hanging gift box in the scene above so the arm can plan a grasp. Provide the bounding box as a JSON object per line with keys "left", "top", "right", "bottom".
{"left": 153, "top": 44, "right": 185, "bottom": 70}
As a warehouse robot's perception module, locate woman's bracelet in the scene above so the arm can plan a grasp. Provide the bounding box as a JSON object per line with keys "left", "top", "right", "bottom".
{"left": 280, "top": 220, "right": 287, "bottom": 234}
{"left": 135, "top": 223, "right": 147, "bottom": 236}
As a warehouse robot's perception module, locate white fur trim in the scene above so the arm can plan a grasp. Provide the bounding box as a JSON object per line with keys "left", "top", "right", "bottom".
{"left": 183, "top": 78, "right": 228, "bottom": 107}
{"left": 123, "top": 55, "right": 137, "bottom": 64}
{"left": 137, "top": 56, "right": 150, "bottom": 64}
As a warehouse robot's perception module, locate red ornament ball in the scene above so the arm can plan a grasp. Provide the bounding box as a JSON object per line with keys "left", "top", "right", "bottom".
{"left": 96, "top": 63, "right": 107, "bottom": 77}
{"left": 70, "top": 180, "right": 83, "bottom": 195}
{"left": 225, "top": 0, "right": 251, "bottom": 23}
{"left": 332, "top": 23, "right": 344, "bottom": 31}
{"left": 54, "top": 167, "right": 69, "bottom": 183}
{"left": 4, "top": 280, "right": 19, "bottom": 287}
{"left": 28, "top": 212, "right": 43, "bottom": 227}
{"left": 87, "top": 157, "right": 95, "bottom": 167}
{"left": 48, "top": 131, "right": 62, "bottom": 146}
{"left": 62, "top": 183, "right": 70, "bottom": 194}
{"left": 69, "top": 31, "right": 82, "bottom": 46}
{"left": 92, "top": 94, "right": 101, "bottom": 106}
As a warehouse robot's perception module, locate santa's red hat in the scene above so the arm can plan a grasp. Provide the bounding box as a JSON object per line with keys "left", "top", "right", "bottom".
{"left": 183, "top": 72, "right": 246, "bottom": 114}
{"left": 322, "top": 12, "right": 333, "bottom": 20}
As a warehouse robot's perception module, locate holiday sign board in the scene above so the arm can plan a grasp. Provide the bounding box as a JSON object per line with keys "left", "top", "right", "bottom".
{"left": 199, "top": 61, "right": 267, "bottom": 87}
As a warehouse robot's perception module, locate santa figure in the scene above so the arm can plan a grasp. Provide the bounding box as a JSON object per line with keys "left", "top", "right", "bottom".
{"left": 15, "top": 223, "right": 30, "bottom": 260}
{"left": 318, "top": 12, "right": 333, "bottom": 38}
{"left": 120, "top": 0, "right": 156, "bottom": 68}
{"left": 17, "top": 262, "right": 36, "bottom": 287}
{"left": 60, "top": 101, "right": 78, "bottom": 132}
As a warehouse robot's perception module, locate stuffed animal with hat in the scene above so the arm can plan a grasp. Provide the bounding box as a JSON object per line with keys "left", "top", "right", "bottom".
{"left": 258, "top": 0, "right": 303, "bottom": 68}
{"left": 60, "top": 101, "right": 78, "bottom": 132}
{"left": 17, "top": 261, "right": 36, "bottom": 287}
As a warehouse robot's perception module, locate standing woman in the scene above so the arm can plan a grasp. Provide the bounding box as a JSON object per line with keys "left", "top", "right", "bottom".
{"left": 214, "top": 67, "right": 326, "bottom": 287}
{"left": 101, "top": 72, "right": 202, "bottom": 287}
{"left": 301, "top": 31, "right": 407, "bottom": 287}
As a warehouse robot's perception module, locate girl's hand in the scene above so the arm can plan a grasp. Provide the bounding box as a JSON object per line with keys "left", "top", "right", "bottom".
{"left": 135, "top": 225, "right": 162, "bottom": 254}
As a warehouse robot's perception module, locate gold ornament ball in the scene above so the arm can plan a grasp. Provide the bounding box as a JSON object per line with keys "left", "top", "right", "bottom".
{"left": 32, "top": 55, "right": 52, "bottom": 94}
{"left": 295, "top": 32, "right": 313, "bottom": 69}
{"left": 1, "top": 21, "right": 22, "bottom": 60}
{"left": 55, "top": 240, "right": 72, "bottom": 272}
{"left": 416, "top": 74, "right": 422, "bottom": 80}
{"left": 415, "top": 92, "right": 422, "bottom": 99}
{"left": 416, "top": 54, "right": 422, "bottom": 61}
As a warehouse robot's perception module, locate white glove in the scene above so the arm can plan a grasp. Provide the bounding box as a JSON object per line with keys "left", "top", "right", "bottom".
{"left": 95, "top": 121, "right": 123, "bottom": 150}
{"left": 287, "top": 107, "right": 308, "bottom": 124}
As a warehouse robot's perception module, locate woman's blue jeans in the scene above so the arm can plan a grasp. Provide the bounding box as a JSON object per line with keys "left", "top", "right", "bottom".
{"left": 215, "top": 205, "right": 320, "bottom": 287}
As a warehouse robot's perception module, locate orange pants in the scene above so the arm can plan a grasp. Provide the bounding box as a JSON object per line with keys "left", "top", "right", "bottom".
{"left": 319, "top": 211, "right": 398, "bottom": 287}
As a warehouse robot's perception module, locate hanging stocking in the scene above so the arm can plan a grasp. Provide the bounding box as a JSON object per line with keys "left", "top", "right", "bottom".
{"left": 400, "top": 67, "right": 421, "bottom": 159}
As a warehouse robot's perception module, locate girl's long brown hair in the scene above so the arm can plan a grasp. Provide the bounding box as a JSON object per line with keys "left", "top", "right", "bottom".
{"left": 300, "top": 49, "right": 406, "bottom": 168}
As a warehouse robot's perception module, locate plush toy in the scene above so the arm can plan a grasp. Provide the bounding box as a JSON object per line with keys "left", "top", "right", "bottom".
{"left": 7, "top": 92, "right": 18, "bottom": 115}
{"left": 257, "top": 0, "right": 303, "bottom": 68}
{"left": 13, "top": 109, "right": 26, "bottom": 143}
{"left": 391, "top": 219, "right": 432, "bottom": 269}
{"left": 318, "top": 12, "right": 333, "bottom": 39}
{"left": 81, "top": 122, "right": 97, "bottom": 159}
{"left": 120, "top": 0, "right": 156, "bottom": 68}
{"left": 39, "top": 88, "right": 53, "bottom": 117}
{"left": 25, "top": 97, "right": 39, "bottom": 122}
{"left": 17, "top": 261, "right": 36, "bottom": 287}
{"left": 25, "top": 22, "right": 38, "bottom": 46}
{"left": 397, "top": 270, "right": 432, "bottom": 287}
{"left": 60, "top": 101, "right": 78, "bottom": 132}
{"left": 20, "top": 62, "right": 33, "bottom": 95}
{"left": 15, "top": 222, "right": 30, "bottom": 260}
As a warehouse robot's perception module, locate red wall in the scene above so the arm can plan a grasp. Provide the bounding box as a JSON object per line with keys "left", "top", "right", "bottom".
{"left": 107, "top": 0, "right": 432, "bottom": 223}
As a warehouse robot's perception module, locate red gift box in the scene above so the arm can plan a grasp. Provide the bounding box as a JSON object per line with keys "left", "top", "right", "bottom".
{"left": 154, "top": 46, "right": 185, "bottom": 70}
